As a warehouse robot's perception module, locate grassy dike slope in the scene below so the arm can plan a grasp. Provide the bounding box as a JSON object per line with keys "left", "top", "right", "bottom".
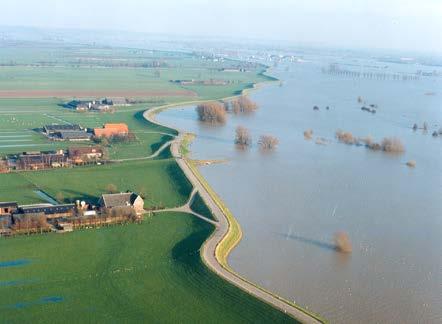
{"left": 0, "top": 212, "right": 294, "bottom": 323}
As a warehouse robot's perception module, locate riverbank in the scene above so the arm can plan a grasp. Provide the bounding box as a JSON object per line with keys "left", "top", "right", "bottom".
{"left": 143, "top": 95, "right": 326, "bottom": 323}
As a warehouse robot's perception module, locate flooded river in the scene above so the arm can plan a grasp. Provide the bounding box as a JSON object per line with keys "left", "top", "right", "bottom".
{"left": 157, "top": 51, "right": 442, "bottom": 323}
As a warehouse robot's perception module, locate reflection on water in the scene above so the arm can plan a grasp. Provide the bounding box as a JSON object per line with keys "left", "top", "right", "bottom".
{"left": 158, "top": 52, "right": 442, "bottom": 323}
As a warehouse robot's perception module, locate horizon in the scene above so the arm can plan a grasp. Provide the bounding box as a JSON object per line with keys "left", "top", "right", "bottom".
{"left": 2, "top": 0, "right": 442, "bottom": 54}
{"left": 1, "top": 24, "right": 441, "bottom": 58}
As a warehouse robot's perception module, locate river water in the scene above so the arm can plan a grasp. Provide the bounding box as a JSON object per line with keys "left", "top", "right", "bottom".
{"left": 157, "top": 51, "right": 442, "bottom": 323}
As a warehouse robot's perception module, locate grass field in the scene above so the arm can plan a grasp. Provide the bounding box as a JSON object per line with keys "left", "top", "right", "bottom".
{"left": 0, "top": 159, "right": 192, "bottom": 208}
{"left": 0, "top": 212, "right": 295, "bottom": 323}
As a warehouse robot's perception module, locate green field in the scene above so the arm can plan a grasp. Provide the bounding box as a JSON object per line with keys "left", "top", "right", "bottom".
{"left": 0, "top": 41, "right": 292, "bottom": 323}
{"left": 0, "top": 159, "right": 192, "bottom": 208}
{"left": 0, "top": 212, "right": 295, "bottom": 323}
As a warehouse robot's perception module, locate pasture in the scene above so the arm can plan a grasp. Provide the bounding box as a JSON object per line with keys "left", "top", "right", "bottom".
{"left": 0, "top": 212, "right": 295, "bottom": 323}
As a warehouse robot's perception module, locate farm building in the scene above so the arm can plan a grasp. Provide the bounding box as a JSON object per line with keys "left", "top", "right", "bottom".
{"left": 15, "top": 204, "right": 76, "bottom": 220}
{"left": 17, "top": 151, "right": 69, "bottom": 170}
{"left": 44, "top": 124, "right": 83, "bottom": 135}
{"left": 99, "top": 192, "right": 144, "bottom": 215}
{"left": 94, "top": 123, "right": 129, "bottom": 138}
{"left": 65, "top": 98, "right": 130, "bottom": 111}
{"left": 53, "top": 130, "right": 92, "bottom": 141}
{"left": 68, "top": 146, "right": 103, "bottom": 163}
{"left": 107, "top": 97, "right": 130, "bottom": 106}
{"left": 65, "top": 99, "right": 109, "bottom": 111}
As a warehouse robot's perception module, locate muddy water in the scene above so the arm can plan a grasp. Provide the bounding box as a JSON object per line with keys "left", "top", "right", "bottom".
{"left": 157, "top": 53, "right": 442, "bottom": 323}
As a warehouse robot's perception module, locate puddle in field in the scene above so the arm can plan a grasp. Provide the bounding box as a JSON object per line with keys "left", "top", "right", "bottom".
{"left": 0, "top": 279, "right": 36, "bottom": 287}
{"left": 4, "top": 296, "right": 64, "bottom": 309}
{"left": 0, "top": 259, "right": 31, "bottom": 268}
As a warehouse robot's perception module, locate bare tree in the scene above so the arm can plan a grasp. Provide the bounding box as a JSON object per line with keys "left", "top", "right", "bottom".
{"left": 381, "top": 137, "right": 405, "bottom": 153}
{"left": 304, "top": 129, "right": 313, "bottom": 140}
{"left": 336, "top": 129, "right": 358, "bottom": 145}
{"left": 406, "top": 160, "right": 416, "bottom": 168}
{"left": 196, "top": 102, "right": 227, "bottom": 124}
{"left": 334, "top": 231, "right": 352, "bottom": 253}
{"left": 106, "top": 184, "right": 118, "bottom": 194}
{"left": 258, "top": 135, "right": 279, "bottom": 150}
{"left": 235, "top": 126, "right": 252, "bottom": 147}
{"left": 230, "top": 96, "right": 258, "bottom": 114}
{"left": 56, "top": 192, "right": 64, "bottom": 203}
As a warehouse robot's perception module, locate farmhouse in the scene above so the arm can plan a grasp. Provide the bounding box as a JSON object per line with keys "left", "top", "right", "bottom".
{"left": 0, "top": 202, "right": 18, "bottom": 216}
{"left": 94, "top": 123, "right": 129, "bottom": 138}
{"left": 0, "top": 159, "right": 9, "bottom": 173}
{"left": 68, "top": 146, "right": 103, "bottom": 164}
{"left": 98, "top": 192, "right": 144, "bottom": 215}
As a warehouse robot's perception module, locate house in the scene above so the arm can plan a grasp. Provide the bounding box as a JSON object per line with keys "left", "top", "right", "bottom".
{"left": 15, "top": 204, "right": 75, "bottom": 220}
{"left": 68, "top": 146, "right": 103, "bottom": 163}
{"left": 0, "top": 202, "right": 18, "bottom": 216}
{"left": 98, "top": 192, "right": 144, "bottom": 215}
{"left": 0, "top": 159, "right": 10, "bottom": 173}
{"left": 94, "top": 123, "right": 129, "bottom": 138}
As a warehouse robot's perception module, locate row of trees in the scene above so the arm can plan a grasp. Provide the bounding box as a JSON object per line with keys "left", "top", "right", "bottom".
{"left": 335, "top": 130, "right": 405, "bottom": 153}
{"left": 11, "top": 213, "right": 50, "bottom": 234}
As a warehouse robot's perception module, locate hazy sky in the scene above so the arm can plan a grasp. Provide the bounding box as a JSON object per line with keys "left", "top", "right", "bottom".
{"left": 2, "top": 0, "right": 442, "bottom": 53}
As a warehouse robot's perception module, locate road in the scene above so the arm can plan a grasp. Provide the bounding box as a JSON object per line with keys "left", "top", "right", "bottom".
{"left": 144, "top": 108, "right": 323, "bottom": 324}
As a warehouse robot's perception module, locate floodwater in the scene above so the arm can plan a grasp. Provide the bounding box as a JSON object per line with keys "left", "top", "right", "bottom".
{"left": 157, "top": 51, "right": 442, "bottom": 323}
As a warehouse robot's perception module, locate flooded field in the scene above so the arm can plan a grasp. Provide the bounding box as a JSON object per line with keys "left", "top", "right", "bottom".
{"left": 157, "top": 51, "right": 442, "bottom": 323}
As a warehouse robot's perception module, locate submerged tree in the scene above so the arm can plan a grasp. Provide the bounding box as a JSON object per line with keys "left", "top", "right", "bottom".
{"left": 406, "top": 160, "right": 416, "bottom": 168}
{"left": 231, "top": 96, "right": 258, "bottom": 114}
{"left": 335, "top": 129, "right": 358, "bottom": 145}
{"left": 235, "top": 126, "right": 252, "bottom": 147}
{"left": 196, "top": 102, "right": 227, "bottom": 124}
{"left": 334, "top": 231, "right": 352, "bottom": 253}
{"left": 381, "top": 137, "right": 405, "bottom": 153}
{"left": 304, "top": 129, "right": 313, "bottom": 140}
{"left": 258, "top": 135, "right": 279, "bottom": 150}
